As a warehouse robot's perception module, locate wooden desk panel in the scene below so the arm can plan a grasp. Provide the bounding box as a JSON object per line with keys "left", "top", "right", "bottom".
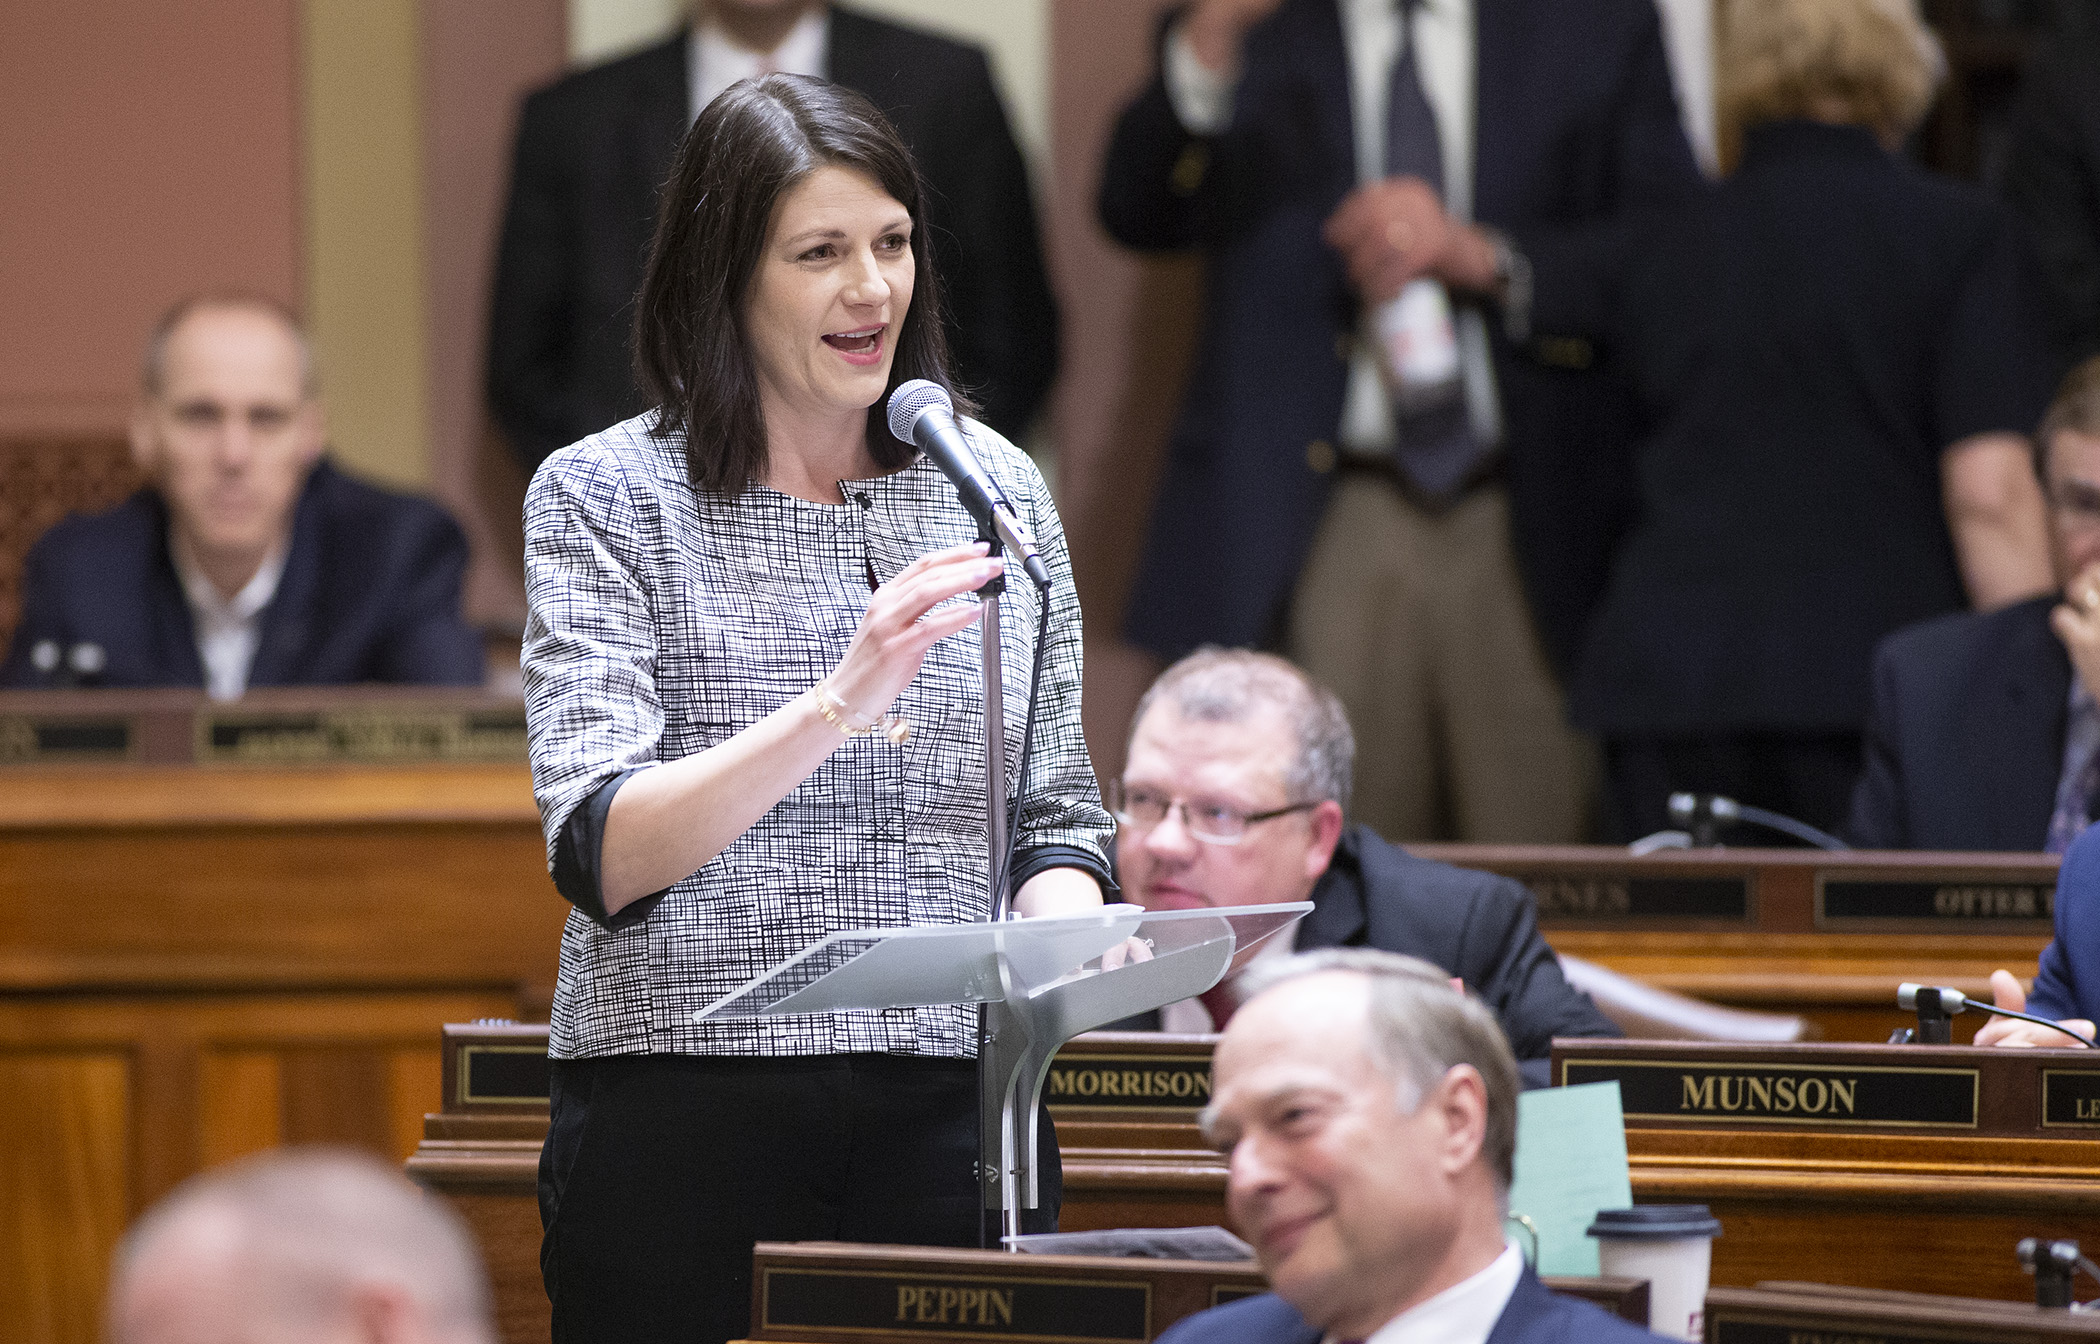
{"left": 1413, "top": 846, "right": 2058, "bottom": 1043}
{"left": 1, "top": 761, "right": 565, "bottom": 1344}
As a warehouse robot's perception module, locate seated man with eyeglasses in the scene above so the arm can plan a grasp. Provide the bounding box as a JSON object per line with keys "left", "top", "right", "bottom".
{"left": 1112, "top": 648, "right": 1615, "bottom": 1087}
{"left": 1850, "top": 356, "right": 2100, "bottom": 852}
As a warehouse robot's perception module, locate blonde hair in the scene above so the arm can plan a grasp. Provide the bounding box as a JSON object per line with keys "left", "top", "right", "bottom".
{"left": 1718, "top": 0, "right": 1945, "bottom": 152}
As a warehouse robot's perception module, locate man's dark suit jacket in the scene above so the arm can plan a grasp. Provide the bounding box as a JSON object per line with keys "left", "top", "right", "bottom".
{"left": 2006, "top": 5, "right": 2100, "bottom": 362}
{"left": 0, "top": 462, "right": 484, "bottom": 690}
{"left": 1097, "top": 0, "right": 1701, "bottom": 670}
{"left": 1154, "top": 1267, "right": 1661, "bottom": 1344}
{"left": 1845, "top": 596, "right": 2068, "bottom": 852}
{"left": 1307, "top": 826, "right": 1618, "bottom": 1088}
{"left": 487, "top": 7, "right": 1058, "bottom": 472}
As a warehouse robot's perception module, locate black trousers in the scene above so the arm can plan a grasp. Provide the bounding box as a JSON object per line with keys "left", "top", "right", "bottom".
{"left": 1605, "top": 731, "right": 1863, "bottom": 843}
{"left": 538, "top": 1053, "right": 1062, "bottom": 1344}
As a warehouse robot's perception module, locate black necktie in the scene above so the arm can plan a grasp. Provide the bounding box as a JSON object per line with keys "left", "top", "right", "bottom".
{"left": 1382, "top": 0, "right": 1484, "bottom": 503}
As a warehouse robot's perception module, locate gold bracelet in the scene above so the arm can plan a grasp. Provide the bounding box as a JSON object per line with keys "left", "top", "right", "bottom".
{"left": 813, "top": 682, "right": 912, "bottom": 745}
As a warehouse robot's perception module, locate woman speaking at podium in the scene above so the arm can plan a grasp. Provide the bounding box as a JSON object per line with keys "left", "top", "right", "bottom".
{"left": 520, "top": 74, "right": 1112, "bottom": 1344}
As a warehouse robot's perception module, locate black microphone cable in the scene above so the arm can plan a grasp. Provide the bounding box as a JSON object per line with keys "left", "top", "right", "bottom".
{"left": 1898, "top": 983, "right": 2098, "bottom": 1047}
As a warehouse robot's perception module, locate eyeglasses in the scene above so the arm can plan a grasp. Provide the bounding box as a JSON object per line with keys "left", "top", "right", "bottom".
{"left": 1108, "top": 780, "right": 1318, "bottom": 845}
{"left": 2052, "top": 479, "right": 2100, "bottom": 532}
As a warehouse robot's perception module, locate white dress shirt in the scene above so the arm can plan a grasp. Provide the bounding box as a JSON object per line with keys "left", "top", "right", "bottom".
{"left": 1164, "top": 0, "right": 1502, "bottom": 456}
{"left": 689, "top": 7, "right": 828, "bottom": 121}
{"left": 172, "top": 542, "right": 288, "bottom": 702}
{"left": 1352, "top": 1241, "right": 1524, "bottom": 1344}
{"left": 1159, "top": 917, "right": 1301, "bottom": 1034}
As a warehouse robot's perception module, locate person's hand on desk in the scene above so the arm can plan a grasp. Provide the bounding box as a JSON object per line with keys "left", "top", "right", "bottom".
{"left": 1323, "top": 178, "right": 1501, "bottom": 304}
{"left": 1973, "top": 969, "right": 2097, "bottom": 1047}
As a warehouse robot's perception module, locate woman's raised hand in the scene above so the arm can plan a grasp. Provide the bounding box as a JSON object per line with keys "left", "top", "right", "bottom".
{"left": 825, "top": 542, "right": 1002, "bottom": 722}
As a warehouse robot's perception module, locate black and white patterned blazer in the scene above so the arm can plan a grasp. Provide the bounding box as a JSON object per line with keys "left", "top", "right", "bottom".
{"left": 523, "top": 414, "right": 1111, "bottom": 1059}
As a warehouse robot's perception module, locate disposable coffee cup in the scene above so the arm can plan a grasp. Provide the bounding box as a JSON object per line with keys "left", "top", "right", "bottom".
{"left": 1586, "top": 1205, "right": 1722, "bottom": 1341}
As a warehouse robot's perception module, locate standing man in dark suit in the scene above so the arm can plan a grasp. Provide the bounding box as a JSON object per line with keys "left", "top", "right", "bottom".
{"left": 1167, "top": 949, "right": 1663, "bottom": 1344}
{"left": 2005, "top": 1, "right": 2100, "bottom": 364}
{"left": 1097, "top": 0, "right": 1702, "bottom": 844}
{"left": 1850, "top": 356, "right": 2100, "bottom": 852}
{"left": 488, "top": 0, "right": 1057, "bottom": 475}
{"left": 1113, "top": 648, "right": 1615, "bottom": 1087}
{"left": 0, "top": 295, "right": 483, "bottom": 695}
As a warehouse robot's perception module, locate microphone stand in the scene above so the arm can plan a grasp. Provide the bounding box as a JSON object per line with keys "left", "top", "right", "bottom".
{"left": 971, "top": 525, "right": 1020, "bottom": 1248}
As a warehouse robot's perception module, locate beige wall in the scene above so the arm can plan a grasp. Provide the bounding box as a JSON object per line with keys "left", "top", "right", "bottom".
{"left": 302, "top": 0, "right": 434, "bottom": 489}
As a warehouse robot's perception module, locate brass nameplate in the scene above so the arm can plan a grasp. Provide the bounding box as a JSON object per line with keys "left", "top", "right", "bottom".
{"left": 457, "top": 1045, "right": 551, "bottom": 1106}
{"left": 197, "top": 708, "right": 528, "bottom": 763}
{"left": 1712, "top": 1314, "right": 2004, "bottom": 1344}
{"left": 1523, "top": 874, "right": 1751, "bottom": 923}
{"left": 1045, "top": 1054, "right": 1212, "bottom": 1111}
{"left": 2041, "top": 1070, "right": 2100, "bottom": 1128}
{"left": 761, "top": 1267, "right": 1150, "bottom": 1342}
{"left": 1209, "top": 1286, "right": 1260, "bottom": 1308}
{"left": 1817, "top": 875, "right": 2054, "bottom": 929}
{"left": 0, "top": 714, "right": 133, "bottom": 763}
{"left": 1562, "top": 1058, "right": 1978, "bottom": 1128}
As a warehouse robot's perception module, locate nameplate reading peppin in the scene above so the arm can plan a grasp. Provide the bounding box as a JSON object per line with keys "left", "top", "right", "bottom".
{"left": 761, "top": 1268, "right": 1150, "bottom": 1343}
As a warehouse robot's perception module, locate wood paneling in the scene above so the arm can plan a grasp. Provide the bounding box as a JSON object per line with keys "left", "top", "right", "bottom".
{"left": 0, "top": 1051, "right": 129, "bottom": 1344}
{"left": 2, "top": 760, "right": 564, "bottom": 1344}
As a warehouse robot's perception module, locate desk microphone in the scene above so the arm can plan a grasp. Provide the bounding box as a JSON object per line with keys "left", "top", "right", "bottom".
{"left": 29, "top": 639, "right": 107, "bottom": 688}
{"left": 1895, "top": 983, "right": 2096, "bottom": 1047}
{"left": 887, "top": 380, "right": 1052, "bottom": 590}
{"left": 1667, "top": 792, "right": 1849, "bottom": 851}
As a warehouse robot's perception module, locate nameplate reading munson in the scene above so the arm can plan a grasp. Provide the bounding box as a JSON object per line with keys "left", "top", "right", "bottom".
{"left": 1817, "top": 876, "right": 2054, "bottom": 928}
{"left": 1711, "top": 1314, "right": 2006, "bottom": 1344}
{"left": 0, "top": 714, "right": 132, "bottom": 763}
{"left": 1521, "top": 874, "right": 1750, "bottom": 922}
{"left": 197, "top": 709, "right": 529, "bottom": 764}
{"left": 760, "top": 1268, "right": 1149, "bottom": 1343}
{"left": 2040, "top": 1070, "right": 2100, "bottom": 1128}
{"left": 1044, "top": 1054, "right": 1212, "bottom": 1112}
{"left": 1560, "top": 1058, "right": 1978, "bottom": 1128}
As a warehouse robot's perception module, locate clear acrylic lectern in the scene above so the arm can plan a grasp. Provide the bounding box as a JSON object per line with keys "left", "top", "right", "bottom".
{"left": 692, "top": 901, "right": 1311, "bottom": 1240}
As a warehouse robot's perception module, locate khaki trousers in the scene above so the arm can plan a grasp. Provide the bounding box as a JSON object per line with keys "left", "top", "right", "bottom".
{"left": 1289, "top": 473, "right": 1592, "bottom": 842}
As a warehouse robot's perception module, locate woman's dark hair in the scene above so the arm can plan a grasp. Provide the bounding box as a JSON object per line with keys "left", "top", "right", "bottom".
{"left": 634, "top": 73, "right": 973, "bottom": 495}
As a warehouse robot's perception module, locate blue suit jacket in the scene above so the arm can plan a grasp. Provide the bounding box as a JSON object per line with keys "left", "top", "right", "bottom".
{"left": 1845, "top": 596, "right": 2067, "bottom": 851}
{"left": 0, "top": 461, "right": 484, "bottom": 689}
{"left": 2032, "top": 822, "right": 2100, "bottom": 1023}
{"left": 1155, "top": 1269, "right": 1662, "bottom": 1344}
{"left": 1098, "top": 0, "right": 1701, "bottom": 670}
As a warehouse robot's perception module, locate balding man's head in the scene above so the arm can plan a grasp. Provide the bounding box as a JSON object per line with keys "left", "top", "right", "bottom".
{"left": 106, "top": 1147, "right": 494, "bottom": 1344}
{"left": 130, "top": 295, "right": 325, "bottom": 598}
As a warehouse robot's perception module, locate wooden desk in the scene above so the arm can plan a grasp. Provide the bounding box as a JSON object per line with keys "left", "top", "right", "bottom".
{"left": 0, "top": 755, "right": 564, "bottom": 1344}
{"left": 1415, "top": 845, "right": 2059, "bottom": 1042}
{"left": 1555, "top": 1039, "right": 2100, "bottom": 1306}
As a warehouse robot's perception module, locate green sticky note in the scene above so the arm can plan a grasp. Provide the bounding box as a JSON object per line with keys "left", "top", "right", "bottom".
{"left": 1506, "top": 1080, "right": 1632, "bottom": 1275}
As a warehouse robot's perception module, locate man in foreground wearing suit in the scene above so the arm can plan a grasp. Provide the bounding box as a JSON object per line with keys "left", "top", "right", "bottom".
{"left": 1848, "top": 356, "right": 2100, "bottom": 851}
{"left": 1115, "top": 649, "right": 1615, "bottom": 1086}
{"left": 0, "top": 295, "right": 484, "bottom": 695}
{"left": 488, "top": 0, "right": 1057, "bottom": 474}
{"left": 1165, "top": 949, "right": 1660, "bottom": 1344}
{"left": 1098, "top": 0, "right": 1703, "bottom": 844}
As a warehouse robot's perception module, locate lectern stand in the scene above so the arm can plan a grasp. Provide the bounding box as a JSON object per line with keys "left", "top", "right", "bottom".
{"left": 694, "top": 901, "right": 1310, "bottom": 1241}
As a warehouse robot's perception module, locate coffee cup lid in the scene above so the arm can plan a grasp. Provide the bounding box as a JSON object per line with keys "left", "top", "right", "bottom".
{"left": 1586, "top": 1205, "right": 1722, "bottom": 1240}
